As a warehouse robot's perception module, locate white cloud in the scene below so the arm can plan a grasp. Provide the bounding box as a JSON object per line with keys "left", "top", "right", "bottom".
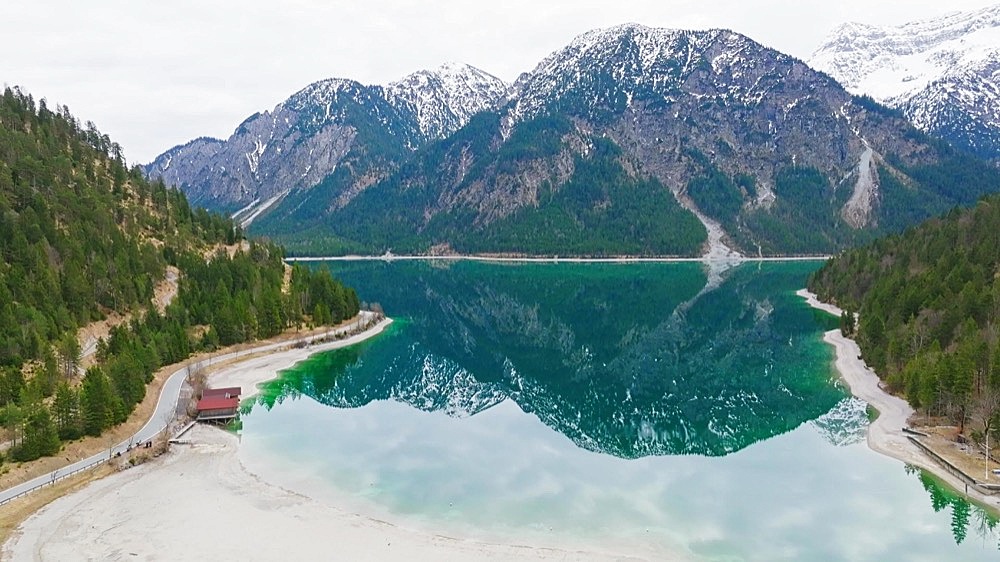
{"left": 2, "top": 0, "right": 996, "bottom": 162}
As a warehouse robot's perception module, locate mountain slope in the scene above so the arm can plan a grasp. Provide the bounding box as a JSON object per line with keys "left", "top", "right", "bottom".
{"left": 289, "top": 24, "right": 1000, "bottom": 256}
{"left": 0, "top": 86, "right": 363, "bottom": 466}
{"left": 144, "top": 64, "right": 509, "bottom": 226}
{"left": 810, "top": 5, "right": 1000, "bottom": 159}
{"left": 0, "top": 87, "right": 234, "bottom": 369}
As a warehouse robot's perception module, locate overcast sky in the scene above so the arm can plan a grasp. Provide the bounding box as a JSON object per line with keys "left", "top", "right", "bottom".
{"left": 2, "top": 1, "right": 996, "bottom": 163}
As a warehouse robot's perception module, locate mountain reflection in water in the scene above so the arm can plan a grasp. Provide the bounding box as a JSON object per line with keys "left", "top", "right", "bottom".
{"left": 253, "top": 260, "right": 844, "bottom": 457}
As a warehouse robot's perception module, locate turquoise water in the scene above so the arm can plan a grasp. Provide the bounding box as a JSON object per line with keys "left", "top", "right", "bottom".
{"left": 240, "top": 261, "right": 1000, "bottom": 560}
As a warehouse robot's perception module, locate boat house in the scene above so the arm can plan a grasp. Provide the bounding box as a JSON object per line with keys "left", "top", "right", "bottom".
{"left": 196, "top": 387, "right": 242, "bottom": 422}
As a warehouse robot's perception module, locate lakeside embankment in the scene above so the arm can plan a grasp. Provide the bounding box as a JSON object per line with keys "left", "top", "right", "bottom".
{"left": 289, "top": 254, "right": 831, "bottom": 264}
{"left": 0, "top": 312, "right": 386, "bottom": 502}
{"left": 0, "top": 316, "right": 387, "bottom": 539}
{"left": 798, "top": 289, "right": 1000, "bottom": 509}
{"left": 1, "top": 314, "right": 651, "bottom": 562}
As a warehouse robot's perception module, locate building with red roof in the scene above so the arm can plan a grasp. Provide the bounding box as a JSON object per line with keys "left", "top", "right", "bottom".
{"left": 196, "top": 389, "right": 241, "bottom": 421}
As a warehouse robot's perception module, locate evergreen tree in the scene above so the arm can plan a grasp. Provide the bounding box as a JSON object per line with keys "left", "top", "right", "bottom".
{"left": 80, "top": 367, "right": 114, "bottom": 436}
{"left": 0, "top": 86, "right": 365, "bottom": 465}
{"left": 52, "top": 381, "right": 82, "bottom": 440}
{"left": 809, "top": 194, "right": 1000, "bottom": 429}
{"left": 13, "top": 404, "right": 61, "bottom": 461}
{"left": 57, "top": 332, "right": 81, "bottom": 380}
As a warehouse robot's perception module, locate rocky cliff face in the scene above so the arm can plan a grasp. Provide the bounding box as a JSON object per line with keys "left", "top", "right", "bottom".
{"left": 306, "top": 24, "right": 999, "bottom": 256}
{"left": 810, "top": 5, "right": 1000, "bottom": 160}
{"left": 144, "top": 64, "right": 509, "bottom": 225}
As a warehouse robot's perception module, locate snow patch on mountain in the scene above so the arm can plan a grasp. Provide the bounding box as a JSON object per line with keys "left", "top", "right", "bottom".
{"left": 146, "top": 63, "right": 510, "bottom": 217}
{"left": 810, "top": 6, "right": 1000, "bottom": 101}
{"left": 810, "top": 5, "right": 1000, "bottom": 157}
{"left": 387, "top": 62, "right": 509, "bottom": 140}
{"left": 508, "top": 24, "right": 716, "bottom": 124}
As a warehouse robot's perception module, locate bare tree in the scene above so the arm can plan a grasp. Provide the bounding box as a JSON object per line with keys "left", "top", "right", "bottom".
{"left": 975, "top": 386, "right": 1000, "bottom": 439}
{"left": 154, "top": 412, "right": 173, "bottom": 455}
{"left": 974, "top": 385, "right": 1000, "bottom": 479}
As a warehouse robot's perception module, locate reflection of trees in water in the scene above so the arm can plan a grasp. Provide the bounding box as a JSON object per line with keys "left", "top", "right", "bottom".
{"left": 256, "top": 261, "right": 843, "bottom": 458}
{"left": 909, "top": 465, "right": 1000, "bottom": 549}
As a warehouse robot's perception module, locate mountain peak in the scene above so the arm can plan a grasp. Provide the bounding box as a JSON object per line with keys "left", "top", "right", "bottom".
{"left": 811, "top": 6, "right": 1000, "bottom": 95}
{"left": 509, "top": 24, "right": 767, "bottom": 126}
{"left": 386, "top": 62, "right": 509, "bottom": 140}
{"left": 284, "top": 77, "right": 369, "bottom": 111}
{"left": 810, "top": 5, "right": 1000, "bottom": 158}
{"left": 554, "top": 23, "right": 708, "bottom": 64}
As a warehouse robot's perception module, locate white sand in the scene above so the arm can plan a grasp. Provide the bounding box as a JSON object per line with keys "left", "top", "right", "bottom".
{"left": 4, "top": 425, "right": 638, "bottom": 562}
{"left": 3, "top": 317, "right": 648, "bottom": 562}
{"left": 798, "top": 289, "right": 1000, "bottom": 507}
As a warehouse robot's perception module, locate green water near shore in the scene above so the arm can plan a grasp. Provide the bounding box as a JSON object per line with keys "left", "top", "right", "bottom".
{"left": 240, "top": 261, "right": 1000, "bottom": 560}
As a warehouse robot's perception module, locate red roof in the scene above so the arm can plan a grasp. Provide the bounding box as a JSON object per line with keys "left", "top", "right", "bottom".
{"left": 203, "top": 387, "right": 241, "bottom": 398}
{"left": 196, "top": 396, "right": 239, "bottom": 411}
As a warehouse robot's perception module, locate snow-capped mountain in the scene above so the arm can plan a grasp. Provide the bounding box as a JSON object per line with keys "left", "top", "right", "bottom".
{"left": 144, "top": 63, "right": 508, "bottom": 225}
{"left": 508, "top": 25, "right": 768, "bottom": 124}
{"left": 387, "top": 62, "right": 510, "bottom": 141}
{"left": 810, "top": 5, "right": 1000, "bottom": 159}
{"left": 151, "top": 23, "right": 1000, "bottom": 256}
{"left": 306, "top": 23, "right": 1000, "bottom": 256}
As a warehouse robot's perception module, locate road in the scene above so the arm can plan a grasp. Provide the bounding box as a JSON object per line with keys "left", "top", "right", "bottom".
{"left": 0, "top": 313, "right": 376, "bottom": 505}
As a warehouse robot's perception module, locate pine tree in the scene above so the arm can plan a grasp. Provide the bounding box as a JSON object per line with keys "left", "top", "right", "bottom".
{"left": 57, "top": 332, "right": 81, "bottom": 380}
{"left": 13, "top": 404, "right": 61, "bottom": 461}
{"left": 52, "top": 381, "right": 82, "bottom": 440}
{"left": 80, "top": 367, "right": 114, "bottom": 436}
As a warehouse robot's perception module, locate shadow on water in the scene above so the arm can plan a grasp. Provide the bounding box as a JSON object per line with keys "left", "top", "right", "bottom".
{"left": 252, "top": 260, "right": 846, "bottom": 458}
{"left": 908, "top": 465, "right": 1000, "bottom": 549}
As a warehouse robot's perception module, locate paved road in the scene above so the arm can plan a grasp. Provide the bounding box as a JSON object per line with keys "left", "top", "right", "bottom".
{"left": 0, "top": 313, "right": 376, "bottom": 505}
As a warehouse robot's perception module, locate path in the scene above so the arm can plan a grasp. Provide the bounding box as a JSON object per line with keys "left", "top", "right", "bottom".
{"left": 798, "top": 289, "right": 1000, "bottom": 508}
{"left": 0, "top": 312, "right": 384, "bottom": 506}
{"left": 77, "top": 265, "right": 180, "bottom": 369}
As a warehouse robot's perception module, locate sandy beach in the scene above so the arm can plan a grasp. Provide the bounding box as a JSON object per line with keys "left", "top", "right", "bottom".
{"left": 4, "top": 423, "right": 640, "bottom": 562}
{"left": 797, "top": 289, "right": 1000, "bottom": 508}
{"left": 2, "top": 316, "right": 648, "bottom": 562}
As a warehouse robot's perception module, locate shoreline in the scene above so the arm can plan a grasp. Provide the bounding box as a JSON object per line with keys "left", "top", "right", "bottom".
{"left": 4, "top": 424, "right": 638, "bottom": 562}
{"left": 2, "top": 314, "right": 648, "bottom": 562}
{"left": 206, "top": 315, "right": 394, "bottom": 399}
{"left": 0, "top": 312, "right": 391, "bottom": 505}
{"left": 797, "top": 289, "right": 1000, "bottom": 509}
{"left": 288, "top": 254, "right": 830, "bottom": 264}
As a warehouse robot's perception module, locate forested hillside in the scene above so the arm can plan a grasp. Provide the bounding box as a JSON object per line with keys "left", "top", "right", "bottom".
{"left": 0, "top": 87, "right": 358, "bottom": 463}
{"left": 809, "top": 195, "right": 1000, "bottom": 437}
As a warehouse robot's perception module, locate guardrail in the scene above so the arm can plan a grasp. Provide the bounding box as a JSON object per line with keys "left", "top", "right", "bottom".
{"left": 907, "top": 436, "right": 1000, "bottom": 494}
{"left": 0, "top": 456, "right": 109, "bottom": 507}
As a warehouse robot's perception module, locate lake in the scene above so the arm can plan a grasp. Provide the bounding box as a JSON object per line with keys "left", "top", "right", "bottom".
{"left": 240, "top": 260, "right": 1000, "bottom": 560}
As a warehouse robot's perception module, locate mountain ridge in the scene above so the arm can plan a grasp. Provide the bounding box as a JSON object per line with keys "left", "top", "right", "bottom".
{"left": 152, "top": 23, "right": 1000, "bottom": 257}
{"left": 285, "top": 23, "right": 1000, "bottom": 257}
{"left": 144, "top": 63, "right": 510, "bottom": 225}
{"left": 809, "top": 5, "right": 1000, "bottom": 159}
